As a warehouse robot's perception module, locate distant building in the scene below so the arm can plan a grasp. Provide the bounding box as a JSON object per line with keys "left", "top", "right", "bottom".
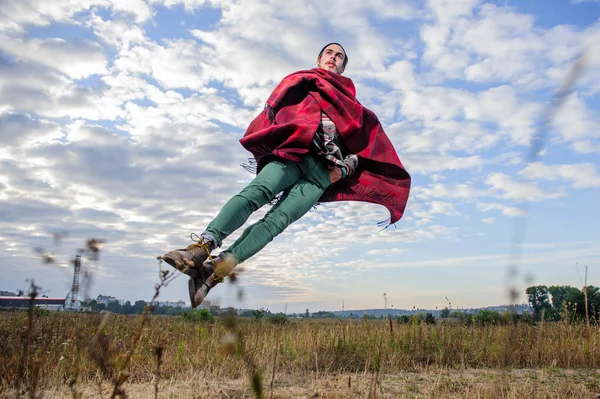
{"left": 97, "top": 295, "right": 118, "bottom": 306}
{"left": 198, "top": 300, "right": 211, "bottom": 310}
{"left": 160, "top": 300, "right": 187, "bottom": 309}
{"left": 222, "top": 307, "right": 237, "bottom": 316}
{"left": 0, "top": 291, "right": 16, "bottom": 296}
{"left": 0, "top": 296, "right": 66, "bottom": 311}
{"left": 65, "top": 292, "right": 81, "bottom": 310}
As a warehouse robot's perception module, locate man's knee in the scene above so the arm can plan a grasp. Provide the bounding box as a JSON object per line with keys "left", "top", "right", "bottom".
{"left": 263, "top": 208, "right": 294, "bottom": 236}
{"left": 237, "top": 182, "right": 277, "bottom": 209}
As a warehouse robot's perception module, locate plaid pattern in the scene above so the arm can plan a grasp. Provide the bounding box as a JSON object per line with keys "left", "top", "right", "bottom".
{"left": 240, "top": 68, "right": 411, "bottom": 224}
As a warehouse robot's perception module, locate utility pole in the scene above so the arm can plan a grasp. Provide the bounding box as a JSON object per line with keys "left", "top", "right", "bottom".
{"left": 70, "top": 255, "right": 81, "bottom": 310}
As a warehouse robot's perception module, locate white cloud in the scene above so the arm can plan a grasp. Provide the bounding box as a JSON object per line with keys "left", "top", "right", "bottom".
{"left": 414, "top": 183, "right": 489, "bottom": 201}
{"left": 0, "top": 60, "right": 121, "bottom": 120}
{"left": 426, "top": 0, "right": 481, "bottom": 24}
{"left": 353, "top": 241, "right": 600, "bottom": 271}
{"left": 401, "top": 153, "right": 484, "bottom": 174}
{"left": 485, "top": 172, "right": 566, "bottom": 201}
{"left": 552, "top": 93, "right": 600, "bottom": 149}
{"left": 0, "top": 0, "right": 153, "bottom": 34}
{"left": 402, "top": 86, "right": 472, "bottom": 122}
{"left": 375, "top": 60, "right": 417, "bottom": 92}
{"left": 476, "top": 202, "right": 527, "bottom": 217}
{"left": 482, "top": 217, "right": 494, "bottom": 224}
{"left": 87, "top": 13, "right": 147, "bottom": 49}
{"left": 396, "top": 84, "right": 539, "bottom": 148}
{"left": 458, "top": 5, "right": 544, "bottom": 82}
{"left": 420, "top": 0, "right": 595, "bottom": 96}
{"left": 430, "top": 201, "right": 460, "bottom": 215}
{"left": 366, "top": 248, "right": 407, "bottom": 256}
{"left": 109, "top": 0, "right": 154, "bottom": 23}
{"left": 571, "top": 141, "right": 600, "bottom": 154}
{"left": 0, "top": 35, "right": 107, "bottom": 79}
{"left": 411, "top": 200, "right": 460, "bottom": 226}
{"left": 0, "top": 112, "right": 63, "bottom": 148}
{"left": 520, "top": 162, "right": 600, "bottom": 189}
{"left": 0, "top": 0, "right": 99, "bottom": 33}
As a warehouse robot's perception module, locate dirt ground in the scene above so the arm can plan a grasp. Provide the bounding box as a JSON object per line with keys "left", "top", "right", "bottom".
{"left": 20, "top": 368, "right": 599, "bottom": 398}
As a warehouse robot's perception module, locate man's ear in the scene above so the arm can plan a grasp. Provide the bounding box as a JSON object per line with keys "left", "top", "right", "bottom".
{"left": 316, "top": 56, "right": 321, "bottom": 67}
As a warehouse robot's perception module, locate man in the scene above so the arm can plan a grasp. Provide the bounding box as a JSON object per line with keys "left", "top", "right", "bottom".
{"left": 162, "top": 43, "right": 411, "bottom": 308}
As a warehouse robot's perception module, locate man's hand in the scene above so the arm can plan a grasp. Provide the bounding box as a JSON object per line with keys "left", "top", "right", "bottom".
{"left": 328, "top": 165, "right": 343, "bottom": 183}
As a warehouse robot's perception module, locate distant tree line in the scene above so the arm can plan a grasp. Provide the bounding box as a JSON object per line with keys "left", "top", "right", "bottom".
{"left": 83, "top": 299, "right": 189, "bottom": 316}
{"left": 525, "top": 285, "right": 600, "bottom": 322}
{"left": 437, "top": 308, "right": 534, "bottom": 326}
{"left": 81, "top": 284, "right": 598, "bottom": 324}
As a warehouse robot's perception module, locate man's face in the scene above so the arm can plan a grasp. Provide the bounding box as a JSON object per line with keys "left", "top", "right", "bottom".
{"left": 317, "top": 44, "right": 346, "bottom": 74}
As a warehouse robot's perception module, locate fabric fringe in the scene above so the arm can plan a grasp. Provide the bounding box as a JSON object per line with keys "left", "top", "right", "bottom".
{"left": 241, "top": 157, "right": 258, "bottom": 174}
{"left": 377, "top": 218, "right": 395, "bottom": 231}
{"left": 266, "top": 103, "right": 275, "bottom": 124}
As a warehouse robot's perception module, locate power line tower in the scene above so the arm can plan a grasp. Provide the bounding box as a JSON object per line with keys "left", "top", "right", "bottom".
{"left": 384, "top": 292, "right": 387, "bottom": 309}
{"left": 69, "top": 255, "right": 81, "bottom": 310}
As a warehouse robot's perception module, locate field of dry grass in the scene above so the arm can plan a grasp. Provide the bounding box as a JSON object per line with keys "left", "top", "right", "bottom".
{"left": 1, "top": 310, "right": 599, "bottom": 398}
{"left": 27, "top": 368, "right": 597, "bottom": 398}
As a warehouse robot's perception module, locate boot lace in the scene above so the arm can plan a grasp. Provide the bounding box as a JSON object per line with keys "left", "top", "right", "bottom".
{"left": 187, "top": 233, "right": 215, "bottom": 263}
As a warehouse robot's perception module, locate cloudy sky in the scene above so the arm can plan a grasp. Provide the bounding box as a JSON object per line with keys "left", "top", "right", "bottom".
{"left": 1, "top": 0, "right": 599, "bottom": 313}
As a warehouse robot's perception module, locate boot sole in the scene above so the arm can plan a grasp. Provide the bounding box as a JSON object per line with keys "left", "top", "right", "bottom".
{"left": 163, "top": 253, "right": 200, "bottom": 279}
{"left": 188, "top": 278, "right": 198, "bottom": 308}
{"left": 188, "top": 278, "right": 211, "bottom": 309}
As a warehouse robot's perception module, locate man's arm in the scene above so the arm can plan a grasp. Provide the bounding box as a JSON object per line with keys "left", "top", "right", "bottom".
{"left": 329, "top": 154, "right": 359, "bottom": 183}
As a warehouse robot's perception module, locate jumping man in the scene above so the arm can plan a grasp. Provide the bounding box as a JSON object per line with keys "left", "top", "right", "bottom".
{"left": 162, "top": 43, "right": 411, "bottom": 307}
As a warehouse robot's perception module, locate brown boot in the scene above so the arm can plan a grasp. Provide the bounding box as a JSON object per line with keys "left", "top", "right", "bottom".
{"left": 188, "top": 253, "right": 238, "bottom": 308}
{"left": 162, "top": 234, "right": 216, "bottom": 278}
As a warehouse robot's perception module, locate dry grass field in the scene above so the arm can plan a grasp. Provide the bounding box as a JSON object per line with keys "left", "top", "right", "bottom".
{"left": 1, "top": 310, "right": 599, "bottom": 398}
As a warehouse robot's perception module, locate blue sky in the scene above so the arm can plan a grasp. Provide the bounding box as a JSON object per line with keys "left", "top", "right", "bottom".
{"left": 0, "top": 0, "right": 599, "bottom": 313}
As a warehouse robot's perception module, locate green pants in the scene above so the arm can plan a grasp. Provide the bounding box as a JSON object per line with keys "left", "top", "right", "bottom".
{"left": 205, "top": 154, "right": 331, "bottom": 263}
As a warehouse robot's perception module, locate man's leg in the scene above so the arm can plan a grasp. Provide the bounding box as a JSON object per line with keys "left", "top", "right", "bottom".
{"left": 162, "top": 158, "right": 302, "bottom": 273}
{"left": 204, "top": 158, "right": 304, "bottom": 247}
{"left": 189, "top": 155, "right": 331, "bottom": 308}
{"left": 223, "top": 155, "right": 331, "bottom": 263}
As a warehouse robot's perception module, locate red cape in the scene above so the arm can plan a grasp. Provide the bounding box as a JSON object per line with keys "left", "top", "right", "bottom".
{"left": 240, "top": 68, "right": 411, "bottom": 225}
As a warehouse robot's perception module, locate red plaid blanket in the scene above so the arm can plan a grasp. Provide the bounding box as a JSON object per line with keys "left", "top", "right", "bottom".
{"left": 240, "top": 68, "right": 411, "bottom": 225}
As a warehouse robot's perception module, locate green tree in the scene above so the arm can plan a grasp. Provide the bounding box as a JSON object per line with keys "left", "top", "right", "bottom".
{"left": 252, "top": 308, "right": 267, "bottom": 321}
{"left": 107, "top": 301, "right": 122, "bottom": 313}
{"left": 87, "top": 299, "right": 98, "bottom": 311}
{"left": 548, "top": 285, "right": 581, "bottom": 314}
{"left": 543, "top": 285, "right": 600, "bottom": 322}
{"left": 268, "top": 313, "right": 288, "bottom": 325}
{"left": 122, "top": 301, "right": 134, "bottom": 314}
{"left": 570, "top": 286, "right": 600, "bottom": 322}
{"left": 475, "top": 310, "right": 502, "bottom": 325}
{"left": 133, "top": 300, "right": 147, "bottom": 314}
{"left": 182, "top": 308, "right": 214, "bottom": 323}
{"left": 526, "top": 285, "right": 555, "bottom": 320}
{"left": 440, "top": 307, "right": 450, "bottom": 318}
{"left": 312, "top": 311, "right": 336, "bottom": 318}
{"left": 424, "top": 313, "right": 436, "bottom": 324}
